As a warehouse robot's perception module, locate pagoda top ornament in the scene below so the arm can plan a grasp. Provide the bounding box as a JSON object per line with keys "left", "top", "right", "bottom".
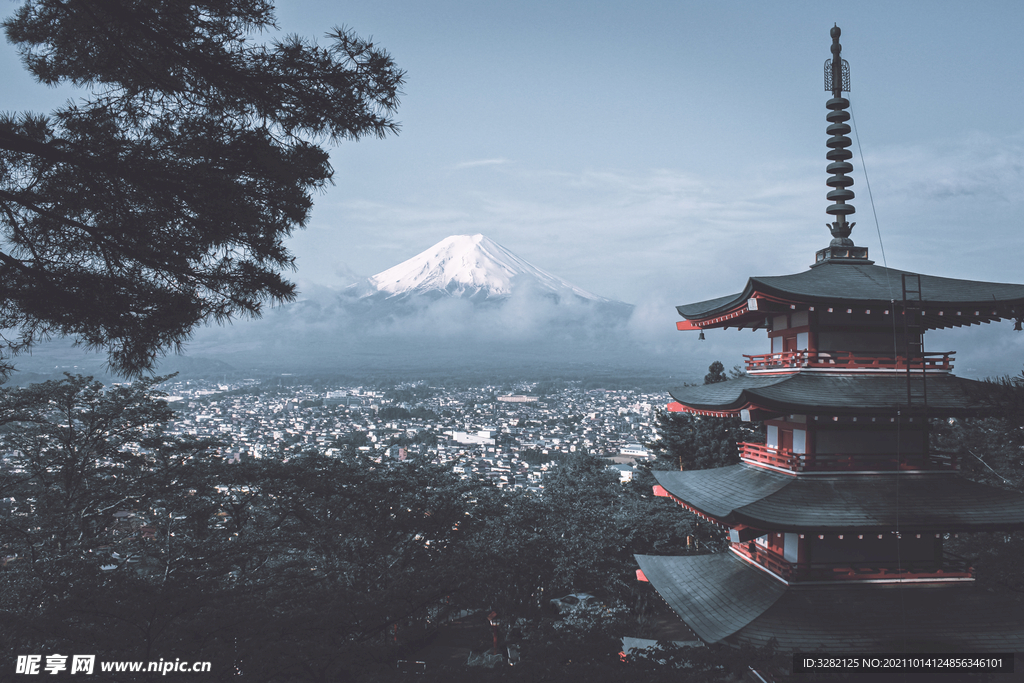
{"left": 814, "top": 25, "right": 872, "bottom": 266}
{"left": 672, "top": 25, "right": 1024, "bottom": 336}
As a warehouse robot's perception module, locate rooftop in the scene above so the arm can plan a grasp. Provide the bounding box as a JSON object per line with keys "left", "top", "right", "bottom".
{"left": 676, "top": 262, "right": 1024, "bottom": 329}
{"left": 652, "top": 465, "right": 1024, "bottom": 532}
{"left": 667, "top": 372, "right": 991, "bottom": 417}
{"left": 636, "top": 552, "right": 1024, "bottom": 652}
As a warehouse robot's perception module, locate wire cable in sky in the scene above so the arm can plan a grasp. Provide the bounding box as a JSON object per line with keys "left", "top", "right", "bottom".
{"left": 851, "top": 104, "right": 907, "bottom": 655}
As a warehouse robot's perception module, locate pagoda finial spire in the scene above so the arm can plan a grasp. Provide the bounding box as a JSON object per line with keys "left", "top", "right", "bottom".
{"left": 814, "top": 25, "right": 872, "bottom": 266}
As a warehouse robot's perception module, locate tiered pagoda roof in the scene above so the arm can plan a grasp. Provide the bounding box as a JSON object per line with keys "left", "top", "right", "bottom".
{"left": 676, "top": 262, "right": 1024, "bottom": 332}
{"left": 653, "top": 466, "right": 1024, "bottom": 532}
{"left": 636, "top": 553, "right": 1024, "bottom": 651}
{"left": 666, "top": 372, "right": 990, "bottom": 416}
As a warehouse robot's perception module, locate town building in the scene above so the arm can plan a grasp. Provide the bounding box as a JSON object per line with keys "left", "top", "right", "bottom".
{"left": 636, "top": 26, "right": 1024, "bottom": 653}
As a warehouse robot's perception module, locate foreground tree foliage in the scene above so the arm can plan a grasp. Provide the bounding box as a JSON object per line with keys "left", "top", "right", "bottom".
{"left": 470, "top": 450, "right": 709, "bottom": 616}
{"left": 935, "top": 369, "right": 1024, "bottom": 598}
{"left": 0, "top": 1, "right": 404, "bottom": 377}
{"left": 650, "top": 410, "right": 760, "bottom": 472}
{"left": 0, "top": 375, "right": 480, "bottom": 679}
{"left": 0, "top": 375, "right": 769, "bottom": 680}
{"left": 649, "top": 361, "right": 761, "bottom": 472}
{"left": 0, "top": 375, "right": 252, "bottom": 661}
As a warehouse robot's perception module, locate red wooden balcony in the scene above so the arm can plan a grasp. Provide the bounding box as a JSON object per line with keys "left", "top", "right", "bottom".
{"left": 732, "top": 542, "right": 973, "bottom": 583}
{"left": 744, "top": 350, "right": 954, "bottom": 373}
{"left": 738, "top": 442, "right": 959, "bottom": 472}
{"left": 738, "top": 442, "right": 801, "bottom": 469}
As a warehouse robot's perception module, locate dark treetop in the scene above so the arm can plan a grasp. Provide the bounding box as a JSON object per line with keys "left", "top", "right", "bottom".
{"left": 0, "top": 0, "right": 404, "bottom": 377}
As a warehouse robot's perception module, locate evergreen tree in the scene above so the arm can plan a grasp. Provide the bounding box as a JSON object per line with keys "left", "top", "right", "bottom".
{"left": 0, "top": 1, "right": 404, "bottom": 377}
{"left": 650, "top": 410, "right": 752, "bottom": 471}
{"left": 651, "top": 361, "right": 759, "bottom": 470}
{"left": 0, "top": 374, "right": 233, "bottom": 665}
{"left": 0, "top": 375, "right": 490, "bottom": 679}
{"left": 704, "top": 360, "right": 728, "bottom": 384}
{"left": 934, "top": 370, "right": 1024, "bottom": 598}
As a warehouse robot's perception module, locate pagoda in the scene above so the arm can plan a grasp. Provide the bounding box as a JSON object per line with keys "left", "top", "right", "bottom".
{"left": 635, "top": 26, "right": 1024, "bottom": 653}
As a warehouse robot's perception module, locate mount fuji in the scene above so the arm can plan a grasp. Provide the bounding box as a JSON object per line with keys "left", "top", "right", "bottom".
{"left": 137, "top": 234, "right": 672, "bottom": 380}
{"left": 348, "top": 234, "right": 631, "bottom": 313}
{"left": 13, "top": 236, "right": 714, "bottom": 382}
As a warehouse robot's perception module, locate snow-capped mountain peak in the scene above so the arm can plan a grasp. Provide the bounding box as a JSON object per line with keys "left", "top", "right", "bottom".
{"left": 364, "top": 234, "right": 614, "bottom": 303}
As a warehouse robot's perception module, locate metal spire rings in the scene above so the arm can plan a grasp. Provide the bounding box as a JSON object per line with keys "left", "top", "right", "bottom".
{"left": 825, "top": 25, "right": 855, "bottom": 245}
{"left": 814, "top": 25, "right": 871, "bottom": 266}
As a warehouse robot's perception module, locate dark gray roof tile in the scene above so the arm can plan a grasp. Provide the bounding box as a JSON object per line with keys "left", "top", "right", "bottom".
{"left": 677, "top": 263, "right": 1024, "bottom": 319}
{"left": 654, "top": 465, "right": 1024, "bottom": 531}
{"left": 637, "top": 553, "right": 787, "bottom": 643}
{"left": 640, "top": 552, "right": 1024, "bottom": 652}
{"left": 669, "top": 373, "right": 989, "bottom": 415}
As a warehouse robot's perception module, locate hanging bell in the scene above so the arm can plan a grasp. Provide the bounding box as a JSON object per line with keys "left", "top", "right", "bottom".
{"left": 698, "top": 330, "right": 706, "bottom": 341}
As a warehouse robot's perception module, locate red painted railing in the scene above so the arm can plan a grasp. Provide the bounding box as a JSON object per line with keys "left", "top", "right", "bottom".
{"left": 732, "top": 543, "right": 973, "bottom": 582}
{"left": 744, "top": 350, "right": 954, "bottom": 372}
{"left": 738, "top": 442, "right": 959, "bottom": 472}
{"left": 738, "top": 442, "right": 801, "bottom": 469}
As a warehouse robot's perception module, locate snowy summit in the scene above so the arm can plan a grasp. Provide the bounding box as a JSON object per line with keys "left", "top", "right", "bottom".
{"left": 364, "top": 234, "right": 615, "bottom": 303}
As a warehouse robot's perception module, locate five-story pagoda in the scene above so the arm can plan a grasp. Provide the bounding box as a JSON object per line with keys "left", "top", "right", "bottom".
{"left": 636, "top": 26, "right": 1024, "bottom": 653}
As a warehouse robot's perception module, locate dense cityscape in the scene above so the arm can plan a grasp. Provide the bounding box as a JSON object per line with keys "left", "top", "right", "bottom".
{"left": 159, "top": 376, "right": 662, "bottom": 487}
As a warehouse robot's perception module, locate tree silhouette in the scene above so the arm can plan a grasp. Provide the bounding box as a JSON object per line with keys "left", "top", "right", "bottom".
{"left": 0, "top": 1, "right": 404, "bottom": 377}
{"left": 703, "top": 360, "right": 728, "bottom": 385}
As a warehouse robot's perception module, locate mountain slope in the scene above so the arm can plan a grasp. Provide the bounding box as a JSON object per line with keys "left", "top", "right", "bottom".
{"left": 357, "top": 234, "right": 624, "bottom": 305}
{"left": 168, "top": 234, "right": 648, "bottom": 376}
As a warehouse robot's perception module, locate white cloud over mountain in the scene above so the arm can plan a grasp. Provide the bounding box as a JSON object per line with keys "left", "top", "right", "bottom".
{"left": 170, "top": 235, "right": 693, "bottom": 378}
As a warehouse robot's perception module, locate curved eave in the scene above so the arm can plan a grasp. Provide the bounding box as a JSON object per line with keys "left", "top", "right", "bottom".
{"left": 635, "top": 553, "right": 785, "bottom": 644}
{"left": 637, "top": 552, "right": 1024, "bottom": 651}
{"left": 676, "top": 263, "right": 1024, "bottom": 330}
{"left": 652, "top": 465, "right": 1024, "bottom": 532}
{"left": 667, "top": 373, "right": 991, "bottom": 417}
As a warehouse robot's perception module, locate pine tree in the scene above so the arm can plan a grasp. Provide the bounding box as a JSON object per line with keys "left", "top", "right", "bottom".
{"left": 0, "top": 1, "right": 404, "bottom": 377}
{"left": 704, "top": 360, "right": 728, "bottom": 384}
{"left": 651, "top": 410, "right": 749, "bottom": 471}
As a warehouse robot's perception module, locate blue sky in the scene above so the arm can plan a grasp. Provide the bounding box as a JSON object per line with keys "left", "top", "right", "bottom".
{"left": 3, "top": 1, "right": 1023, "bottom": 375}
{"left": 282, "top": 0, "right": 1023, "bottom": 303}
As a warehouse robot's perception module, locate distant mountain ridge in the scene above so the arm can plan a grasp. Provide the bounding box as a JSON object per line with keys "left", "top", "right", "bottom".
{"left": 349, "top": 234, "right": 629, "bottom": 308}
{"left": 133, "top": 233, "right": 661, "bottom": 379}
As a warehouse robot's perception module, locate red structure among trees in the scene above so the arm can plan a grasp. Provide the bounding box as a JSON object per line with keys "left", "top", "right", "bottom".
{"left": 637, "top": 26, "right": 1024, "bottom": 653}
